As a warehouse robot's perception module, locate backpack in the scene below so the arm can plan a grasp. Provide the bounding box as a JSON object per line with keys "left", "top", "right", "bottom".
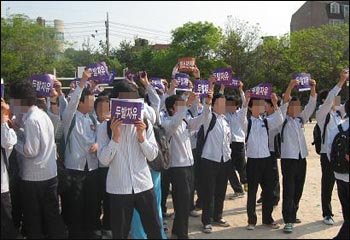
{"left": 274, "top": 133, "right": 282, "bottom": 159}
{"left": 312, "top": 111, "right": 341, "bottom": 155}
{"left": 330, "top": 124, "right": 349, "bottom": 174}
{"left": 196, "top": 113, "right": 217, "bottom": 160}
{"left": 106, "top": 118, "right": 171, "bottom": 172}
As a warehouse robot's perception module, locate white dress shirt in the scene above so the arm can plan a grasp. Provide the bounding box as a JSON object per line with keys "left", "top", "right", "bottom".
{"left": 202, "top": 112, "right": 232, "bottom": 163}
{"left": 326, "top": 118, "right": 349, "bottom": 183}
{"left": 246, "top": 108, "right": 284, "bottom": 159}
{"left": 162, "top": 103, "right": 210, "bottom": 168}
{"left": 62, "top": 86, "right": 98, "bottom": 171}
{"left": 265, "top": 103, "right": 288, "bottom": 152}
{"left": 281, "top": 95, "right": 317, "bottom": 159}
{"left": 316, "top": 85, "right": 341, "bottom": 154}
{"left": 1, "top": 123, "right": 17, "bottom": 193}
{"left": 225, "top": 92, "right": 247, "bottom": 143}
{"left": 97, "top": 120, "right": 158, "bottom": 195}
{"left": 15, "top": 106, "right": 57, "bottom": 181}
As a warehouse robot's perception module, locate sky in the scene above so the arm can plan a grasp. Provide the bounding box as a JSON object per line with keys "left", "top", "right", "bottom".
{"left": 2, "top": 1, "right": 306, "bottom": 50}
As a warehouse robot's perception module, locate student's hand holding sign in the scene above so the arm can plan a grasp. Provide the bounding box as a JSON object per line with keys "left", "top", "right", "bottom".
{"left": 283, "top": 79, "right": 299, "bottom": 104}
{"left": 140, "top": 72, "right": 150, "bottom": 88}
{"left": 206, "top": 90, "right": 214, "bottom": 105}
{"left": 310, "top": 79, "right": 317, "bottom": 97}
{"left": 238, "top": 81, "right": 244, "bottom": 93}
{"left": 110, "top": 117, "right": 123, "bottom": 143}
{"left": 193, "top": 66, "right": 200, "bottom": 79}
{"left": 186, "top": 92, "right": 198, "bottom": 108}
{"left": 244, "top": 90, "right": 251, "bottom": 107}
{"left": 80, "top": 69, "right": 92, "bottom": 89}
{"left": 135, "top": 119, "right": 147, "bottom": 143}
{"left": 271, "top": 93, "right": 279, "bottom": 111}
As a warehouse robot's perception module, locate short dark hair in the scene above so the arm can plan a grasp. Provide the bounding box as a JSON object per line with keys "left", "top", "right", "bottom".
{"left": 265, "top": 96, "right": 281, "bottom": 107}
{"left": 248, "top": 97, "right": 260, "bottom": 108}
{"left": 79, "top": 88, "right": 93, "bottom": 103}
{"left": 290, "top": 96, "right": 300, "bottom": 102}
{"left": 226, "top": 95, "right": 242, "bottom": 107}
{"left": 110, "top": 80, "right": 139, "bottom": 99}
{"left": 9, "top": 80, "right": 37, "bottom": 106}
{"left": 212, "top": 93, "right": 225, "bottom": 106}
{"left": 165, "top": 95, "right": 182, "bottom": 116}
{"left": 94, "top": 95, "right": 110, "bottom": 111}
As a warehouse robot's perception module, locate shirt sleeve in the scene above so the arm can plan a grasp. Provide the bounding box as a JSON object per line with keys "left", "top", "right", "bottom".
{"left": 301, "top": 94, "right": 317, "bottom": 123}
{"left": 161, "top": 108, "right": 188, "bottom": 138}
{"left": 187, "top": 102, "right": 211, "bottom": 132}
{"left": 140, "top": 120, "right": 159, "bottom": 162}
{"left": 62, "top": 86, "right": 82, "bottom": 129}
{"left": 266, "top": 108, "right": 284, "bottom": 130}
{"left": 97, "top": 121, "right": 117, "bottom": 166}
{"left": 316, "top": 85, "right": 341, "bottom": 128}
{"left": 146, "top": 85, "right": 161, "bottom": 114}
{"left": 1, "top": 123, "right": 17, "bottom": 149}
{"left": 15, "top": 120, "right": 41, "bottom": 158}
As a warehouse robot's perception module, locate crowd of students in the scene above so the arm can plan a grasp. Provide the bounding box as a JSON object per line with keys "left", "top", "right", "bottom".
{"left": 1, "top": 66, "right": 349, "bottom": 239}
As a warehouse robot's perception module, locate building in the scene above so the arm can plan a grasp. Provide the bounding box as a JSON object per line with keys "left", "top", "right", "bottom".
{"left": 37, "top": 17, "right": 65, "bottom": 52}
{"left": 291, "top": 1, "right": 349, "bottom": 32}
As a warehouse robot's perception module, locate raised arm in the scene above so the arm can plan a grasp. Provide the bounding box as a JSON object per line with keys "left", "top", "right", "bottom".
{"left": 301, "top": 79, "right": 317, "bottom": 122}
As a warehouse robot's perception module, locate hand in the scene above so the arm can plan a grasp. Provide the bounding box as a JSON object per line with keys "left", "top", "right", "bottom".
{"left": 162, "top": 79, "right": 168, "bottom": 90}
{"left": 310, "top": 79, "right": 317, "bottom": 87}
{"left": 135, "top": 119, "right": 147, "bottom": 143}
{"left": 208, "top": 75, "right": 217, "bottom": 90}
{"left": 289, "top": 79, "right": 299, "bottom": 88}
{"left": 80, "top": 69, "right": 92, "bottom": 88}
{"left": 140, "top": 72, "right": 150, "bottom": 87}
{"left": 171, "top": 64, "right": 179, "bottom": 78}
{"left": 193, "top": 66, "right": 200, "bottom": 79}
{"left": 50, "top": 88, "right": 59, "bottom": 99}
{"left": 1, "top": 100, "right": 10, "bottom": 124}
{"left": 220, "top": 84, "right": 225, "bottom": 93}
{"left": 54, "top": 79, "right": 63, "bottom": 95}
{"left": 271, "top": 93, "right": 278, "bottom": 108}
{"left": 245, "top": 90, "right": 251, "bottom": 106}
{"left": 169, "top": 79, "right": 179, "bottom": 90}
{"left": 186, "top": 92, "right": 198, "bottom": 107}
{"left": 340, "top": 69, "right": 349, "bottom": 83}
{"left": 238, "top": 81, "right": 244, "bottom": 92}
{"left": 89, "top": 143, "right": 98, "bottom": 153}
{"left": 110, "top": 117, "right": 123, "bottom": 143}
{"left": 206, "top": 90, "right": 214, "bottom": 105}
{"left": 100, "top": 114, "right": 111, "bottom": 122}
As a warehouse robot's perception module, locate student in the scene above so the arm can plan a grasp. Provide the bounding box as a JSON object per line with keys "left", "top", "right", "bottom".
{"left": 326, "top": 98, "right": 349, "bottom": 240}
{"left": 200, "top": 91, "right": 233, "bottom": 234}
{"left": 245, "top": 92, "right": 284, "bottom": 231}
{"left": 162, "top": 90, "right": 211, "bottom": 239}
{"left": 97, "top": 80, "right": 162, "bottom": 239}
{"left": 280, "top": 79, "right": 317, "bottom": 233}
{"left": 1, "top": 98, "right": 18, "bottom": 239}
{"left": 315, "top": 69, "right": 348, "bottom": 226}
{"left": 220, "top": 83, "right": 247, "bottom": 200}
{"left": 9, "top": 80, "right": 66, "bottom": 239}
{"left": 61, "top": 70, "right": 100, "bottom": 238}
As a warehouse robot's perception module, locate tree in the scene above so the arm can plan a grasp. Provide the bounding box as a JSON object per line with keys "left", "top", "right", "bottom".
{"left": 1, "top": 14, "right": 60, "bottom": 82}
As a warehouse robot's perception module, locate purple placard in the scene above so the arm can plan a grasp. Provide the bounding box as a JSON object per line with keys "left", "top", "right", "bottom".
{"left": 85, "top": 62, "right": 110, "bottom": 84}
{"left": 232, "top": 79, "right": 241, "bottom": 89}
{"left": 175, "top": 73, "right": 191, "bottom": 90}
{"left": 194, "top": 80, "right": 209, "bottom": 98}
{"left": 1, "top": 78, "right": 4, "bottom": 98}
{"left": 212, "top": 68, "right": 233, "bottom": 87}
{"left": 150, "top": 77, "right": 165, "bottom": 90}
{"left": 31, "top": 74, "right": 54, "bottom": 97}
{"left": 250, "top": 83, "right": 272, "bottom": 99}
{"left": 293, "top": 73, "right": 311, "bottom": 92}
{"left": 110, "top": 99, "right": 144, "bottom": 125}
{"left": 71, "top": 78, "right": 90, "bottom": 89}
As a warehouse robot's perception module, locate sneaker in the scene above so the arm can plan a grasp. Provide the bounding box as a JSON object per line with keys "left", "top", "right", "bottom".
{"left": 283, "top": 223, "right": 293, "bottom": 233}
{"left": 246, "top": 224, "right": 255, "bottom": 230}
{"left": 228, "top": 192, "right": 245, "bottom": 200}
{"left": 294, "top": 218, "right": 301, "bottom": 224}
{"left": 189, "top": 209, "right": 200, "bottom": 217}
{"left": 213, "top": 218, "right": 230, "bottom": 227}
{"left": 264, "top": 222, "right": 280, "bottom": 229}
{"left": 257, "top": 197, "right": 263, "bottom": 204}
{"left": 323, "top": 216, "right": 335, "bottom": 225}
{"left": 202, "top": 224, "right": 212, "bottom": 234}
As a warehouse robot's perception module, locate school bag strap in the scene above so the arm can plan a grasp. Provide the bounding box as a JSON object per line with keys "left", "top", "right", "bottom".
{"left": 245, "top": 117, "right": 269, "bottom": 143}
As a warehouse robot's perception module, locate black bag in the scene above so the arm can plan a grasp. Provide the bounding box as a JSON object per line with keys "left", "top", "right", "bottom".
{"left": 330, "top": 124, "right": 349, "bottom": 174}
{"left": 196, "top": 113, "right": 217, "bottom": 160}
{"left": 274, "top": 133, "right": 282, "bottom": 159}
{"left": 107, "top": 118, "right": 171, "bottom": 172}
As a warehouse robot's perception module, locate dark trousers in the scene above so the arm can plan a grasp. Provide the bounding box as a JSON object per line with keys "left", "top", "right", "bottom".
{"left": 161, "top": 169, "right": 173, "bottom": 215}
{"left": 20, "top": 177, "right": 67, "bottom": 239}
{"left": 281, "top": 157, "right": 306, "bottom": 223}
{"left": 9, "top": 176, "right": 24, "bottom": 234}
{"left": 259, "top": 152, "right": 280, "bottom": 203}
{"left": 96, "top": 167, "right": 110, "bottom": 230}
{"left": 246, "top": 157, "right": 275, "bottom": 225}
{"left": 63, "top": 169, "right": 100, "bottom": 239}
{"left": 228, "top": 142, "right": 247, "bottom": 193}
{"left": 1, "top": 192, "right": 17, "bottom": 239}
{"left": 110, "top": 188, "right": 161, "bottom": 239}
{"left": 320, "top": 153, "right": 335, "bottom": 217}
{"left": 190, "top": 148, "right": 202, "bottom": 210}
{"left": 169, "top": 166, "right": 192, "bottom": 238}
{"left": 200, "top": 158, "right": 230, "bottom": 226}
{"left": 334, "top": 179, "right": 349, "bottom": 240}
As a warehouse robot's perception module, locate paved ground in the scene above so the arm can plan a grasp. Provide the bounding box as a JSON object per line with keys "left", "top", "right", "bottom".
{"left": 163, "top": 121, "right": 343, "bottom": 239}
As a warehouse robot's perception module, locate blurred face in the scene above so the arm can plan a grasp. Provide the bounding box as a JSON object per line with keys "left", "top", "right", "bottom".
{"left": 79, "top": 95, "right": 95, "bottom": 114}
{"left": 226, "top": 100, "right": 238, "bottom": 113}
{"left": 213, "top": 98, "right": 226, "bottom": 115}
{"left": 251, "top": 100, "right": 265, "bottom": 117}
{"left": 174, "top": 100, "right": 186, "bottom": 113}
{"left": 119, "top": 92, "right": 138, "bottom": 99}
{"left": 9, "top": 99, "right": 31, "bottom": 127}
{"left": 333, "top": 96, "right": 341, "bottom": 110}
{"left": 96, "top": 101, "right": 110, "bottom": 122}
{"left": 287, "top": 100, "right": 302, "bottom": 118}
{"left": 264, "top": 102, "right": 274, "bottom": 115}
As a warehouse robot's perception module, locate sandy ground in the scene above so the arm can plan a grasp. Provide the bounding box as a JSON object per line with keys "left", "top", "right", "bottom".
{"left": 163, "top": 121, "right": 344, "bottom": 239}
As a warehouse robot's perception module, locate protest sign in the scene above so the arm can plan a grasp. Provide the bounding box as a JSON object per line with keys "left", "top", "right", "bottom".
{"left": 150, "top": 77, "right": 165, "bottom": 90}
{"left": 293, "top": 73, "right": 311, "bottom": 92}
{"left": 175, "top": 73, "right": 192, "bottom": 91}
{"left": 85, "top": 61, "right": 111, "bottom": 84}
{"left": 212, "top": 68, "right": 233, "bottom": 87}
{"left": 110, "top": 98, "right": 144, "bottom": 125}
{"left": 178, "top": 57, "right": 196, "bottom": 72}
{"left": 250, "top": 83, "right": 272, "bottom": 99}
{"left": 31, "top": 74, "right": 54, "bottom": 97}
{"left": 194, "top": 80, "right": 209, "bottom": 98}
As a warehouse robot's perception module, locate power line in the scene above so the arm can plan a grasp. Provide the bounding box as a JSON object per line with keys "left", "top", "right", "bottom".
{"left": 109, "top": 29, "right": 170, "bottom": 41}
{"left": 109, "top": 25, "right": 171, "bottom": 38}
{"left": 64, "top": 24, "right": 105, "bottom": 30}
{"left": 109, "top": 21, "right": 170, "bottom": 35}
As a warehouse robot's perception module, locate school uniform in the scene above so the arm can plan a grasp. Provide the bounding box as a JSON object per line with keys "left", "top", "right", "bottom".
{"left": 1, "top": 122, "right": 18, "bottom": 239}
{"left": 281, "top": 95, "right": 317, "bottom": 224}
{"left": 162, "top": 103, "right": 210, "bottom": 238}
{"left": 200, "top": 110, "right": 232, "bottom": 227}
{"left": 315, "top": 85, "right": 342, "bottom": 219}
{"left": 226, "top": 92, "right": 247, "bottom": 194}
{"left": 15, "top": 106, "right": 66, "bottom": 239}
{"left": 97, "top": 118, "right": 161, "bottom": 239}
{"left": 61, "top": 86, "right": 100, "bottom": 238}
{"left": 245, "top": 107, "right": 284, "bottom": 226}
{"left": 326, "top": 118, "right": 349, "bottom": 239}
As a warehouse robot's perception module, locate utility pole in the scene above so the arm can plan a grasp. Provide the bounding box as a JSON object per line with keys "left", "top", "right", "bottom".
{"left": 105, "top": 12, "right": 109, "bottom": 57}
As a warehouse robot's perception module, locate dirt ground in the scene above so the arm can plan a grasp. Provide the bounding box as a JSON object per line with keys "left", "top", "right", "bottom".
{"left": 163, "top": 121, "right": 344, "bottom": 239}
